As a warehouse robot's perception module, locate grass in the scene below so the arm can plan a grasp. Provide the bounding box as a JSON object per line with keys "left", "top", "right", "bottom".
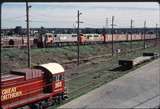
{"left": 1, "top": 40, "right": 158, "bottom": 73}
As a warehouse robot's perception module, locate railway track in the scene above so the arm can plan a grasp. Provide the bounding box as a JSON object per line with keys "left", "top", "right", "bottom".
{"left": 62, "top": 46, "right": 144, "bottom": 66}
{"left": 63, "top": 47, "right": 144, "bottom": 89}
{"left": 59, "top": 46, "right": 160, "bottom": 105}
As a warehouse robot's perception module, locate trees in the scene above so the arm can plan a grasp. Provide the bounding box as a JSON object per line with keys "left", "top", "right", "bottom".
{"left": 14, "top": 26, "right": 22, "bottom": 35}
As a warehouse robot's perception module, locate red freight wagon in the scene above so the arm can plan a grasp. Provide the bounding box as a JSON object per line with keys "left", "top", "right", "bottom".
{"left": 1, "top": 63, "right": 66, "bottom": 109}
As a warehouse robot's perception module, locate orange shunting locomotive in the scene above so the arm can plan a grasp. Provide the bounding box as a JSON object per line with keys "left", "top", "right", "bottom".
{"left": 1, "top": 63, "right": 67, "bottom": 109}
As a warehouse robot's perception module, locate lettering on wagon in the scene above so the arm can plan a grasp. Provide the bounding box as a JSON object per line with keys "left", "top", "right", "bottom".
{"left": 1, "top": 87, "right": 22, "bottom": 101}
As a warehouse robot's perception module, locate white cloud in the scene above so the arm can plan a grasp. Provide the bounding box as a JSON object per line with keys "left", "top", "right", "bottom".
{"left": 1, "top": 2, "right": 159, "bottom": 28}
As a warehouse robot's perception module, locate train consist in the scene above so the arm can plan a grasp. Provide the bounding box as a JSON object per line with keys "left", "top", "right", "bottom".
{"left": 1, "top": 33, "right": 157, "bottom": 48}
{"left": 1, "top": 63, "right": 67, "bottom": 109}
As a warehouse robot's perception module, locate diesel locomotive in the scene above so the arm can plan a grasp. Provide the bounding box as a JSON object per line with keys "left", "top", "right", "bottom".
{"left": 1, "top": 63, "right": 67, "bottom": 109}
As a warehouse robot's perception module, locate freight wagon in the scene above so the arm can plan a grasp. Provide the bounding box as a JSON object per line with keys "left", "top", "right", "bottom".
{"left": 1, "top": 33, "right": 157, "bottom": 48}
{"left": 1, "top": 36, "right": 35, "bottom": 48}
{"left": 36, "top": 33, "right": 156, "bottom": 47}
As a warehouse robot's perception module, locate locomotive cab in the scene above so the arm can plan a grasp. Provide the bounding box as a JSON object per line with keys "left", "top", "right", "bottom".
{"left": 44, "top": 33, "right": 54, "bottom": 47}
{"left": 36, "top": 33, "right": 54, "bottom": 48}
{"left": 35, "top": 63, "right": 65, "bottom": 94}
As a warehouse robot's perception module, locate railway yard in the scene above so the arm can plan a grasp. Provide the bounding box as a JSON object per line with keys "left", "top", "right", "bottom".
{"left": 1, "top": 39, "right": 159, "bottom": 73}
{"left": 1, "top": 2, "right": 160, "bottom": 109}
{"left": 1, "top": 38, "right": 160, "bottom": 108}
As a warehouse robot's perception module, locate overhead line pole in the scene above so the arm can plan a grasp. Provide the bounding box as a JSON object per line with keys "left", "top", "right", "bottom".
{"left": 77, "top": 10, "right": 80, "bottom": 66}
{"left": 130, "top": 19, "right": 133, "bottom": 51}
{"left": 104, "top": 17, "right": 108, "bottom": 43}
{"left": 143, "top": 20, "right": 146, "bottom": 49}
{"left": 26, "top": 1, "right": 31, "bottom": 68}
{"left": 111, "top": 16, "right": 114, "bottom": 56}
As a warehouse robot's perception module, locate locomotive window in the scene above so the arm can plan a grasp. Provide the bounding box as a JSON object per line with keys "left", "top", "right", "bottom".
{"left": 59, "top": 75, "right": 62, "bottom": 80}
{"left": 52, "top": 75, "right": 64, "bottom": 81}
{"left": 62, "top": 75, "right": 64, "bottom": 80}
{"left": 52, "top": 76, "right": 56, "bottom": 81}
{"left": 57, "top": 75, "right": 60, "bottom": 81}
{"left": 56, "top": 75, "right": 59, "bottom": 81}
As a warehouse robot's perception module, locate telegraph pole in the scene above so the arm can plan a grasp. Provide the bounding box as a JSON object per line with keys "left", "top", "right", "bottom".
{"left": 77, "top": 10, "right": 80, "bottom": 66}
{"left": 143, "top": 21, "right": 146, "bottom": 49}
{"left": 26, "top": 1, "right": 31, "bottom": 68}
{"left": 103, "top": 17, "right": 108, "bottom": 43}
{"left": 77, "top": 10, "right": 82, "bottom": 66}
{"left": 130, "top": 19, "right": 133, "bottom": 51}
{"left": 111, "top": 16, "right": 114, "bottom": 56}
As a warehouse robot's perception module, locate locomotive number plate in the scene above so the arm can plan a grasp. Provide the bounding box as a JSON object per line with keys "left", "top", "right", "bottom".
{"left": 55, "top": 81, "right": 62, "bottom": 89}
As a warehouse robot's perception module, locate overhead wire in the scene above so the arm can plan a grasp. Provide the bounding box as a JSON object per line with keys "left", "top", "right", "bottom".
{"left": 2, "top": 15, "right": 26, "bottom": 20}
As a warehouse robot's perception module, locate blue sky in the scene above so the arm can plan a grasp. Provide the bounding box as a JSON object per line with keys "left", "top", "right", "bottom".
{"left": 2, "top": 2, "right": 160, "bottom": 28}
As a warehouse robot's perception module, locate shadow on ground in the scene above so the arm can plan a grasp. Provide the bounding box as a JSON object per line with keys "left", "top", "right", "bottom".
{"left": 109, "top": 66, "right": 131, "bottom": 71}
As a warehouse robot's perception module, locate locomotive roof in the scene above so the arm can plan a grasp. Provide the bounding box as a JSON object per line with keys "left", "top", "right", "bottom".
{"left": 1, "top": 74, "right": 24, "bottom": 82}
{"left": 37, "top": 63, "right": 64, "bottom": 75}
{"left": 11, "top": 68, "right": 42, "bottom": 75}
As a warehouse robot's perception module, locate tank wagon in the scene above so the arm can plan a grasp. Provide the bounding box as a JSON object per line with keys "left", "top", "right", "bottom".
{"left": 1, "top": 63, "right": 67, "bottom": 109}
